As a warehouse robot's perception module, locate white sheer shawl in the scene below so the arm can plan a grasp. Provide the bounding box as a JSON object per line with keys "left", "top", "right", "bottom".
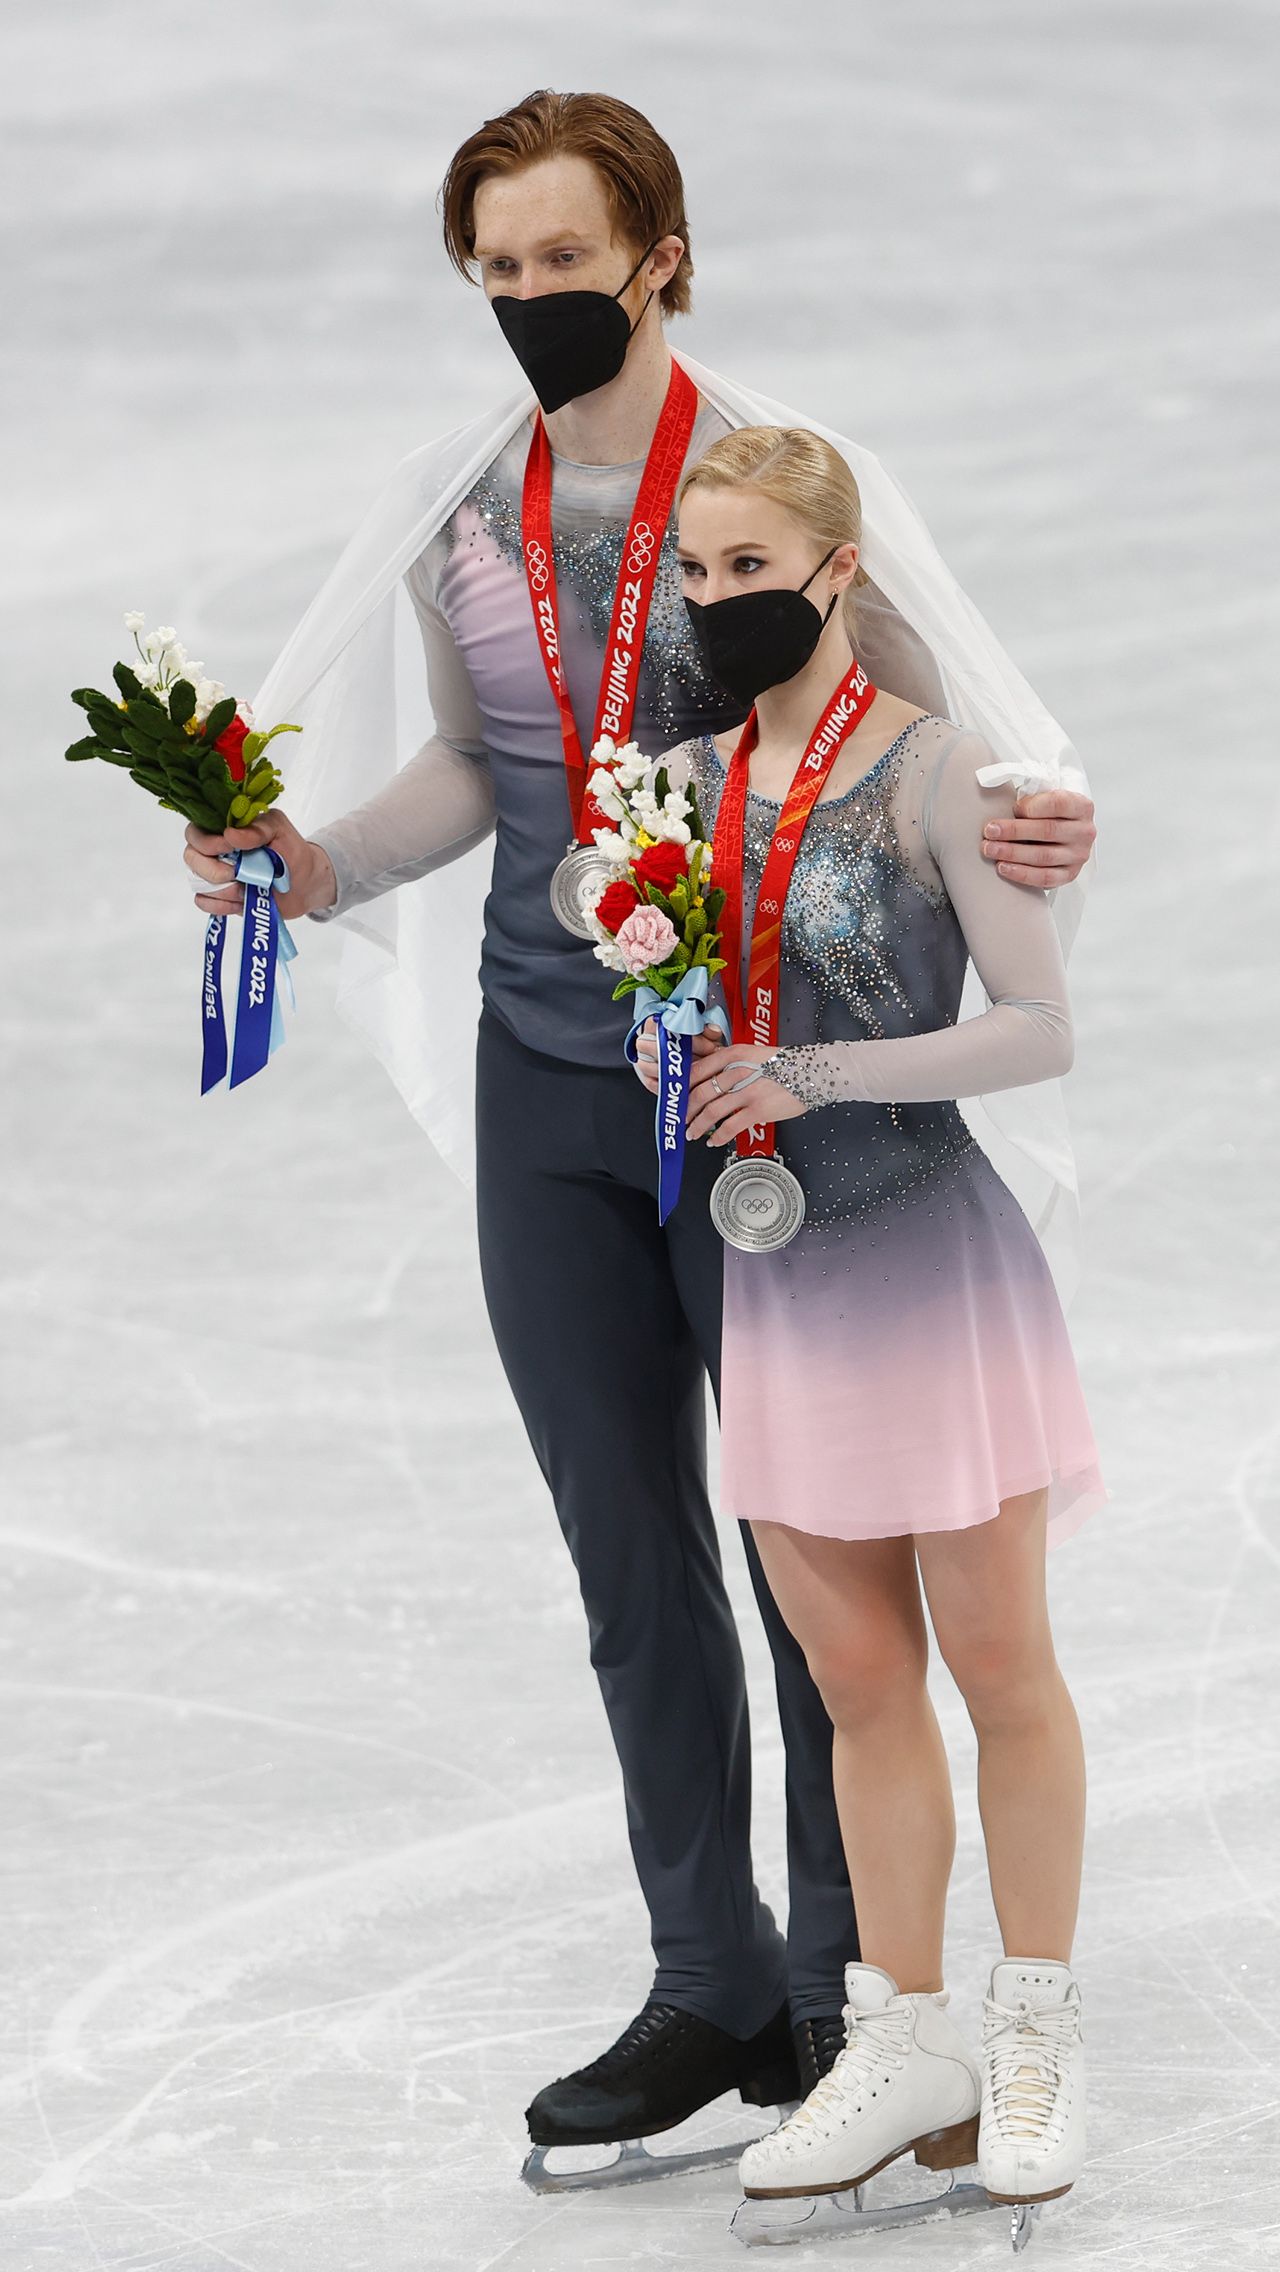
{"left": 253, "top": 351, "right": 1092, "bottom": 1302}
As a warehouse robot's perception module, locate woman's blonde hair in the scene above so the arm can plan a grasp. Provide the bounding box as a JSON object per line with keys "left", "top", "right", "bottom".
{"left": 678, "top": 425, "right": 870, "bottom": 641}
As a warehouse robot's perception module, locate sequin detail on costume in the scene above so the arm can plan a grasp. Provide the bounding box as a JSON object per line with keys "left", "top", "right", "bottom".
{"left": 448, "top": 466, "right": 730, "bottom": 747}
{"left": 688, "top": 720, "right": 978, "bottom": 1229}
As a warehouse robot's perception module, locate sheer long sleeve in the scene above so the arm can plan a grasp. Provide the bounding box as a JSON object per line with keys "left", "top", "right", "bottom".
{"left": 767, "top": 728, "right": 1074, "bottom": 1108}
{"left": 308, "top": 554, "right": 496, "bottom": 921}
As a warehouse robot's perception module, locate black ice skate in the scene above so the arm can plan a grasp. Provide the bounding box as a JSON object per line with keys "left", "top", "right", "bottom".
{"left": 792, "top": 2012, "right": 848, "bottom": 2096}
{"left": 521, "top": 1999, "right": 800, "bottom": 2193}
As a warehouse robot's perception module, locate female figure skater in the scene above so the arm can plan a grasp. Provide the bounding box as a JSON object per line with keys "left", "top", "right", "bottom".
{"left": 636, "top": 424, "right": 1105, "bottom": 2229}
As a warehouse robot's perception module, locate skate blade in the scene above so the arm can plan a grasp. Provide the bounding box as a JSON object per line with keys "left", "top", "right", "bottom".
{"left": 1012, "top": 2199, "right": 1044, "bottom": 2253}
{"left": 731, "top": 2174, "right": 994, "bottom": 2246}
{"left": 523, "top": 2135, "right": 750, "bottom": 2195}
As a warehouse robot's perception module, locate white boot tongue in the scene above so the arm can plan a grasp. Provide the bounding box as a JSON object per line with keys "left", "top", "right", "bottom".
{"left": 991, "top": 1958, "right": 1073, "bottom": 2008}
{"left": 843, "top": 1962, "right": 900, "bottom": 2013}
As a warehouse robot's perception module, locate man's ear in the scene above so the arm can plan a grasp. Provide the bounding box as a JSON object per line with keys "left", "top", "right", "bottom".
{"left": 648, "top": 234, "right": 685, "bottom": 292}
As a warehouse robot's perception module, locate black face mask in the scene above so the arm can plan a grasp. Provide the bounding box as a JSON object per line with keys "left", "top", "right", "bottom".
{"left": 491, "top": 244, "right": 657, "bottom": 416}
{"left": 684, "top": 549, "right": 838, "bottom": 709}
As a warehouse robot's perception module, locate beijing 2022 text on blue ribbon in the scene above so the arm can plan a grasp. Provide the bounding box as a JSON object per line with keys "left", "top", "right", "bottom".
{"left": 201, "top": 847, "right": 298, "bottom": 1094}
{"left": 624, "top": 966, "right": 731, "bottom": 1224}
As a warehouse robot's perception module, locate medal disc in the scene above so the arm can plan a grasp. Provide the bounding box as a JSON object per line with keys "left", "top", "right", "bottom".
{"left": 710, "top": 1155, "right": 806, "bottom": 1253}
{"left": 550, "top": 846, "right": 620, "bottom": 939}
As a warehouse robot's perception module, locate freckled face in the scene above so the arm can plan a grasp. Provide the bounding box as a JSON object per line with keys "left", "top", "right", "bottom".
{"left": 471, "top": 155, "right": 650, "bottom": 319}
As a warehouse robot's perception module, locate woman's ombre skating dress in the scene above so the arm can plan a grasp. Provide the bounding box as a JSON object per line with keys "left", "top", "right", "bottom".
{"left": 679, "top": 714, "right": 1105, "bottom": 1547}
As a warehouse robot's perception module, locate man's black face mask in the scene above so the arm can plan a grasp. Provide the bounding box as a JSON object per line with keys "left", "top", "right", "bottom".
{"left": 684, "top": 549, "right": 838, "bottom": 709}
{"left": 492, "top": 244, "right": 657, "bottom": 416}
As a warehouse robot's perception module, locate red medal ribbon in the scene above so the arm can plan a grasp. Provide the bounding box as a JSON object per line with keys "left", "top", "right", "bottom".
{"left": 712, "top": 658, "right": 879, "bottom": 1159}
{"left": 522, "top": 358, "right": 699, "bottom": 844}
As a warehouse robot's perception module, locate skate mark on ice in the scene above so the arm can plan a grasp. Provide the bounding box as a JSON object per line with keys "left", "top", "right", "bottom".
{"left": 23, "top": 2041, "right": 110, "bottom": 2268}
{"left": 10, "top": 1990, "right": 437, "bottom": 2214}
{"left": 18, "top": 1787, "right": 625, "bottom": 2091}
{"left": 0, "top": 1525, "right": 284, "bottom": 1602}
{"left": 1189, "top": 1428, "right": 1280, "bottom": 1943}
{"left": 0, "top": 1679, "right": 521, "bottom": 1808}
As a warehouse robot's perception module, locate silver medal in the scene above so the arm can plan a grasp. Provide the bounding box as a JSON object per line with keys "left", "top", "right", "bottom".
{"left": 710, "top": 1154, "right": 806, "bottom": 1253}
{"left": 550, "top": 845, "right": 619, "bottom": 939}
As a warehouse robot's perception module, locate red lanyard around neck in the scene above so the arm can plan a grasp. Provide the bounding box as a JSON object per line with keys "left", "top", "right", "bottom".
{"left": 711, "top": 658, "right": 879, "bottom": 1159}
{"left": 521, "top": 358, "right": 699, "bottom": 845}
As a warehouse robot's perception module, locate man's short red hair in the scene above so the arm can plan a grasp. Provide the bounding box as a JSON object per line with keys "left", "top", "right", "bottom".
{"left": 440, "top": 89, "right": 694, "bottom": 318}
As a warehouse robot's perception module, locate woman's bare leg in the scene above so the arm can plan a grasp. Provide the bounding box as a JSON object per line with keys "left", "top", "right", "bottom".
{"left": 916, "top": 1488, "right": 1085, "bottom": 1960}
{"left": 750, "top": 1523, "right": 956, "bottom": 1993}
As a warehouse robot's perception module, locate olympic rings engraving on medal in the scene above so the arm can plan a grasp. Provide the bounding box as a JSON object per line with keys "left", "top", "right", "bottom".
{"left": 550, "top": 846, "right": 618, "bottom": 939}
{"left": 709, "top": 1155, "right": 806, "bottom": 1253}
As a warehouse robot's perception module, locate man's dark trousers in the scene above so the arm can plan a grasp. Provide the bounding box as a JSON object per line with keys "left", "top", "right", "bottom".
{"left": 475, "top": 1005, "right": 858, "bottom": 2036}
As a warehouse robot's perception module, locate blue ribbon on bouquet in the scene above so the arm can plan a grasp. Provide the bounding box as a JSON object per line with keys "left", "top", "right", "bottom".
{"left": 624, "top": 966, "right": 731, "bottom": 1225}
{"left": 200, "top": 848, "right": 298, "bottom": 1095}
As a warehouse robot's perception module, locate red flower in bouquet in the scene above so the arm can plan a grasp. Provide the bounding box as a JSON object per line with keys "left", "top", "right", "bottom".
{"left": 215, "top": 714, "right": 250, "bottom": 783}
{"left": 595, "top": 877, "right": 644, "bottom": 935}
{"left": 632, "top": 839, "right": 688, "bottom": 897}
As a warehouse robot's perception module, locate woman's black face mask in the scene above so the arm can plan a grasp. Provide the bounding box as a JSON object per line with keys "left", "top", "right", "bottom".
{"left": 491, "top": 244, "right": 657, "bottom": 416}
{"left": 684, "top": 549, "right": 838, "bottom": 709}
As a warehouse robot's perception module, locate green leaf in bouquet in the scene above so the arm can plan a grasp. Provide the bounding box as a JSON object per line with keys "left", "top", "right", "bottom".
{"left": 112, "top": 661, "right": 144, "bottom": 701}
{"left": 611, "top": 976, "right": 640, "bottom": 1001}
{"left": 653, "top": 767, "right": 669, "bottom": 802}
{"left": 65, "top": 736, "right": 103, "bottom": 762}
{"left": 643, "top": 883, "right": 676, "bottom": 919}
{"left": 704, "top": 887, "right": 727, "bottom": 922}
{"left": 669, "top": 879, "right": 690, "bottom": 921}
{"left": 684, "top": 905, "right": 708, "bottom": 941}
{"left": 129, "top": 767, "right": 171, "bottom": 797}
{"left": 202, "top": 696, "right": 238, "bottom": 743}
{"left": 71, "top": 686, "right": 106, "bottom": 713}
{"left": 705, "top": 956, "right": 727, "bottom": 976}
{"left": 168, "top": 678, "right": 197, "bottom": 726}
{"left": 228, "top": 795, "right": 252, "bottom": 823}
{"left": 241, "top": 721, "right": 301, "bottom": 767}
{"left": 243, "top": 763, "right": 278, "bottom": 799}
{"left": 118, "top": 721, "right": 175, "bottom": 766}
{"left": 83, "top": 699, "right": 128, "bottom": 743}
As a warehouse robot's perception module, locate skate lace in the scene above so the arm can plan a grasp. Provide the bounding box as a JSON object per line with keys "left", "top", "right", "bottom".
{"left": 781, "top": 2003, "right": 913, "bottom": 2140}
{"left": 983, "top": 1996, "right": 1079, "bottom": 2140}
{"left": 578, "top": 2003, "right": 689, "bottom": 2081}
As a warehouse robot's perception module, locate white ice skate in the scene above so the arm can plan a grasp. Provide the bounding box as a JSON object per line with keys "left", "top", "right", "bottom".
{"left": 978, "top": 1958, "right": 1086, "bottom": 2253}
{"left": 730, "top": 1963, "right": 991, "bottom": 2245}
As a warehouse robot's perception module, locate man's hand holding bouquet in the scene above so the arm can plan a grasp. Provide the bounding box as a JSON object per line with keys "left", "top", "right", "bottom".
{"left": 68, "top": 616, "right": 317, "bottom": 1092}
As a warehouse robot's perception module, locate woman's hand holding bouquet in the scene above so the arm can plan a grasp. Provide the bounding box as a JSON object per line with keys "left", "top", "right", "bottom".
{"left": 580, "top": 738, "right": 732, "bottom": 1220}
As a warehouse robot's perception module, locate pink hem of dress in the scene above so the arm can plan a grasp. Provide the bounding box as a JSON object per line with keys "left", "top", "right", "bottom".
{"left": 727, "top": 1458, "right": 1108, "bottom": 1553}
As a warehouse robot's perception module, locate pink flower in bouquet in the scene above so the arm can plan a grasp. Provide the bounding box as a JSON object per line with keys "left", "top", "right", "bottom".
{"left": 615, "top": 905, "right": 678, "bottom": 976}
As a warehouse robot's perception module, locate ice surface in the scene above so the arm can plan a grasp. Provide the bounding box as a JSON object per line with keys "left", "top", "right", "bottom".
{"left": 2, "top": 1, "right": 1278, "bottom": 2264}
